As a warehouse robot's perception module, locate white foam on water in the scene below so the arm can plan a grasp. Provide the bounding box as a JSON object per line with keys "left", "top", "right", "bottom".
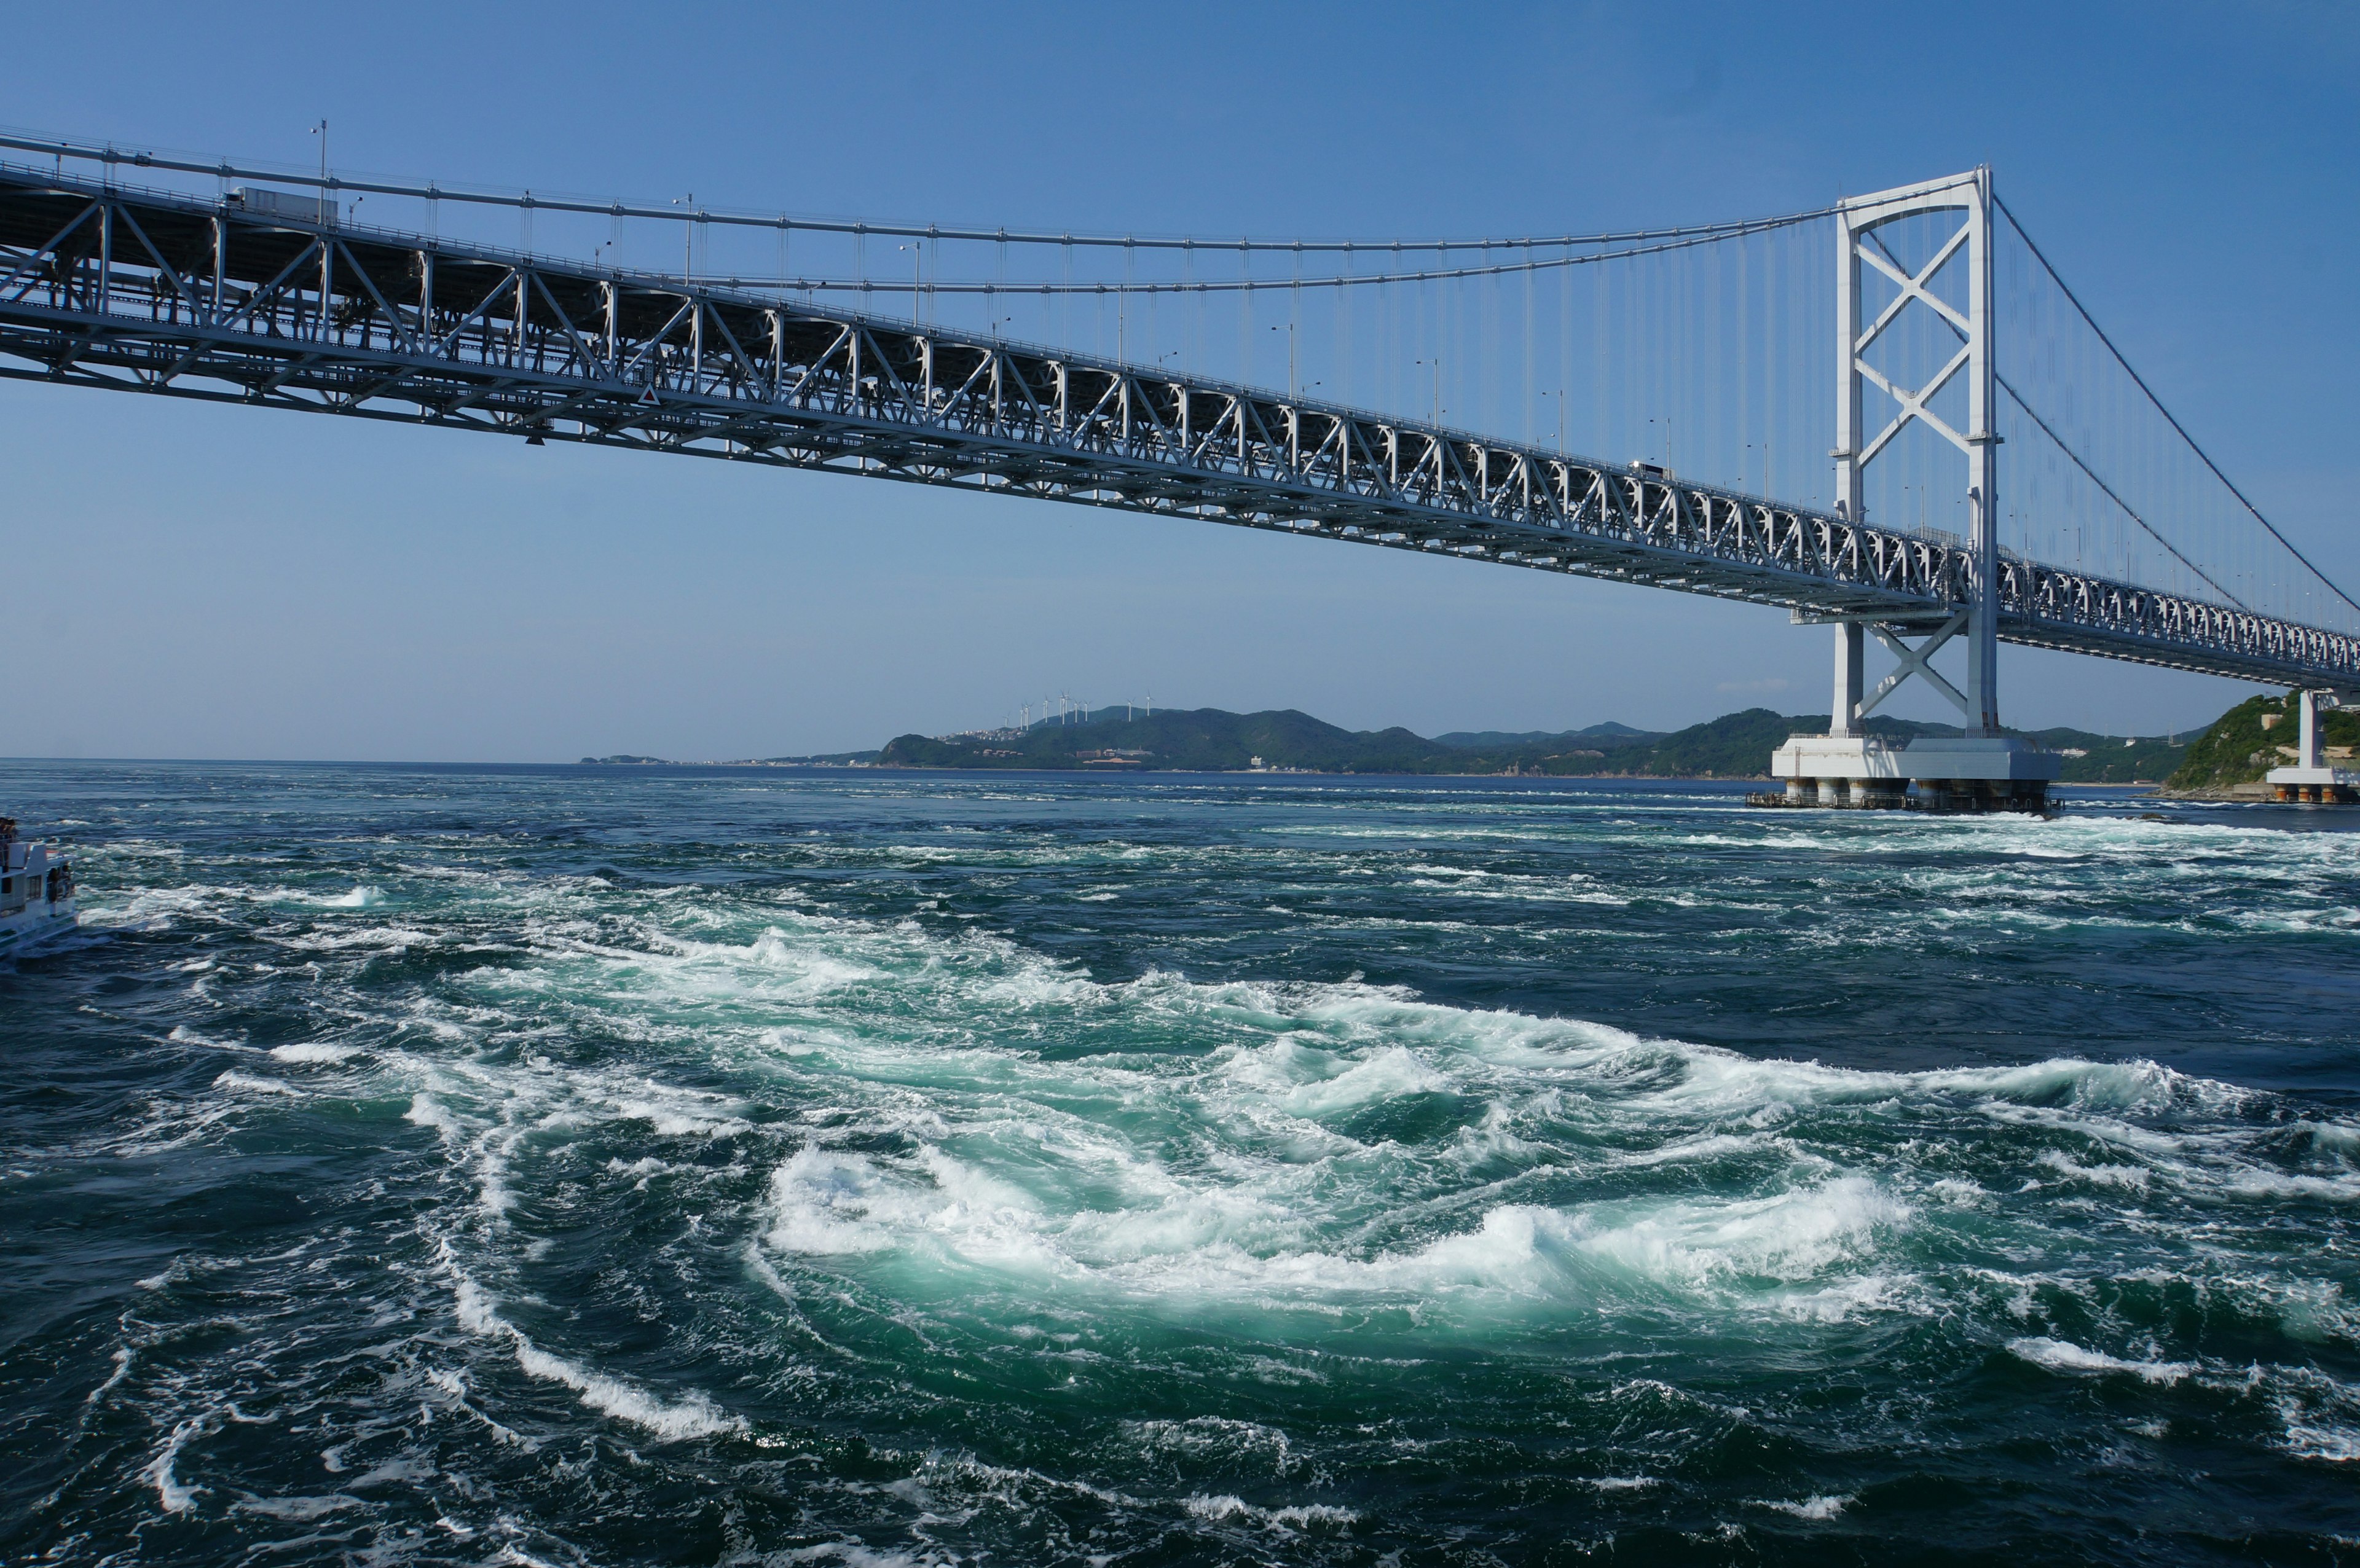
{"left": 402, "top": 1091, "right": 464, "bottom": 1139}
{"left": 88, "top": 1344, "right": 136, "bottom": 1402}
{"left": 507, "top": 1341, "right": 741, "bottom": 1442}
{"left": 1570, "top": 1177, "right": 1910, "bottom": 1290}
{"left": 761, "top": 1134, "right": 1906, "bottom": 1314}
{"left": 1772, "top": 1273, "right": 1911, "bottom": 1323}
{"left": 617, "top": 904, "right": 2360, "bottom": 1341}
{"left": 1181, "top": 1494, "right": 1356, "bottom": 1531}
{"left": 166, "top": 1025, "right": 246, "bottom": 1051}
{"left": 143, "top": 1415, "right": 208, "bottom": 1513}
{"left": 765, "top": 1149, "right": 914, "bottom": 1256}
{"left": 2037, "top": 1150, "right": 2152, "bottom": 1191}
{"left": 213, "top": 1070, "right": 302, "bottom": 1096}
{"left": 2008, "top": 1337, "right": 2196, "bottom": 1385}
{"left": 1616, "top": 1131, "right": 1785, "bottom": 1168}
{"left": 406, "top": 1091, "right": 516, "bottom": 1221}
{"left": 318, "top": 885, "right": 389, "bottom": 908}
{"left": 2227, "top": 1170, "right": 2360, "bottom": 1204}
{"left": 1761, "top": 1494, "right": 1852, "bottom": 1520}
{"left": 278, "top": 923, "right": 442, "bottom": 954}
{"left": 1125, "top": 1416, "right": 1299, "bottom": 1475}
{"left": 230, "top": 1494, "right": 360, "bottom": 1520}
{"left": 2299, "top": 1122, "right": 2360, "bottom": 1159}
{"left": 269, "top": 1043, "right": 362, "bottom": 1064}
{"left": 1275, "top": 1045, "right": 1454, "bottom": 1115}
{"left": 449, "top": 1273, "right": 745, "bottom": 1441}
{"left": 2278, "top": 1401, "right": 2360, "bottom": 1462}
{"left": 607, "top": 1092, "right": 753, "bottom": 1139}
{"left": 770, "top": 1543, "right": 938, "bottom": 1567}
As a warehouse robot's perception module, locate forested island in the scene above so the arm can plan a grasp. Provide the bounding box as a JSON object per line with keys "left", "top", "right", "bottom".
{"left": 850, "top": 705, "right": 2197, "bottom": 783}
{"left": 590, "top": 692, "right": 2350, "bottom": 789}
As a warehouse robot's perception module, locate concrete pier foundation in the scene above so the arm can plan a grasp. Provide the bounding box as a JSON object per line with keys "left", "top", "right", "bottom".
{"left": 1763, "top": 733, "right": 2059, "bottom": 812}
{"left": 2265, "top": 691, "right": 2359, "bottom": 804}
{"left": 2270, "top": 778, "right": 2357, "bottom": 804}
{"left": 1896, "top": 736, "right": 2061, "bottom": 813}
{"left": 1768, "top": 733, "right": 1910, "bottom": 809}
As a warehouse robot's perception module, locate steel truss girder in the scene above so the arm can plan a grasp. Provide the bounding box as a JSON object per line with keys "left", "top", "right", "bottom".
{"left": 1, "top": 165, "right": 2354, "bottom": 690}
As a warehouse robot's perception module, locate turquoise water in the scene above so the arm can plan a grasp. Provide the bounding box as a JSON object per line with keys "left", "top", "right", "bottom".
{"left": 5, "top": 762, "right": 2360, "bottom": 1564}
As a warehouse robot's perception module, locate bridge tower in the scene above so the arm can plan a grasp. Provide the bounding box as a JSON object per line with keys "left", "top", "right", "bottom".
{"left": 1773, "top": 168, "right": 2060, "bottom": 810}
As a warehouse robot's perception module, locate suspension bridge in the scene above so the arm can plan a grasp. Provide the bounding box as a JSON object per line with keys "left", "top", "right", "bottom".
{"left": 1, "top": 135, "right": 2353, "bottom": 804}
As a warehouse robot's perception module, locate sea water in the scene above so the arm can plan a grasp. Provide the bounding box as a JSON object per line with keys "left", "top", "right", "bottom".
{"left": 3, "top": 761, "right": 2358, "bottom": 1565}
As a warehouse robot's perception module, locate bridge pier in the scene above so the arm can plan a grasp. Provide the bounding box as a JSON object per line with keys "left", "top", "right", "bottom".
{"left": 1766, "top": 721, "right": 2052, "bottom": 812}
{"left": 2265, "top": 690, "right": 2359, "bottom": 802}
{"left": 1766, "top": 624, "right": 1911, "bottom": 808}
{"left": 1906, "top": 774, "right": 2053, "bottom": 814}
{"left": 1766, "top": 610, "right": 2059, "bottom": 812}
{"left": 1895, "top": 737, "right": 2059, "bottom": 812}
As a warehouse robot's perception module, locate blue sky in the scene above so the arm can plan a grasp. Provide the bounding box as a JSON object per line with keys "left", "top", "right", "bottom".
{"left": 3, "top": 0, "right": 2353, "bottom": 760}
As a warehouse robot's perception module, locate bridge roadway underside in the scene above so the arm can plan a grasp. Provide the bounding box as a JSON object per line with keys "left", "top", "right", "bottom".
{"left": 2, "top": 165, "right": 2353, "bottom": 691}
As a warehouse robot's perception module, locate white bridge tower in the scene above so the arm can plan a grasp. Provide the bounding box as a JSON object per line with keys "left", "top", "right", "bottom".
{"left": 1772, "top": 168, "right": 2061, "bottom": 811}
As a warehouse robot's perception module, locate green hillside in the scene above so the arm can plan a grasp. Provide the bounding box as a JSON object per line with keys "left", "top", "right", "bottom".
{"left": 2034, "top": 732, "right": 2189, "bottom": 785}
{"left": 2165, "top": 693, "right": 2360, "bottom": 791}
{"left": 878, "top": 707, "right": 2020, "bottom": 779}
{"left": 873, "top": 705, "right": 2207, "bottom": 780}
{"left": 881, "top": 708, "right": 1470, "bottom": 774}
{"left": 733, "top": 705, "right": 2205, "bottom": 783}
{"left": 600, "top": 715, "right": 2182, "bottom": 783}
{"left": 1432, "top": 722, "right": 1659, "bottom": 749}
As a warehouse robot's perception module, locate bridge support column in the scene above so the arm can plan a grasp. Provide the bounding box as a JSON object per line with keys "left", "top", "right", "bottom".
{"left": 1968, "top": 432, "right": 2000, "bottom": 737}
{"left": 1832, "top": 622, "right": 1864, "bottom": 737}
{"left": 2266, "top": 689, "right": 2359, "bottom": 803}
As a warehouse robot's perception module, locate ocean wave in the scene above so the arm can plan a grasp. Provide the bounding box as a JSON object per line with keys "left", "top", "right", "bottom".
{"left": 42, "top": 764, "right": 2360, "bottom": 1562}
{"left": 2007, "top": 1336, "right": 2197, "bottom": 1385}
{"left": 449, "top": 1273, "right": 746, "bottom": 1443}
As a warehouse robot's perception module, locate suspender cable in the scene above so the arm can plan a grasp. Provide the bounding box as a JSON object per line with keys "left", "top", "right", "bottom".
{"left": 1994, "top": 191, "right": 2360, "bottom": 619}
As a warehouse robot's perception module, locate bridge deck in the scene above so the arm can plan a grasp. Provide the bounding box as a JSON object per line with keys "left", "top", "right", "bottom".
{"left": 2, "top": 163, "right": 2351, "bottom": 690}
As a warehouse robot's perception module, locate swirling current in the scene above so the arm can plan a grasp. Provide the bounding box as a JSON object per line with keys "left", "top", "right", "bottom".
{"left": 5, "top": 761, "right": 2360, "bottom": 1566}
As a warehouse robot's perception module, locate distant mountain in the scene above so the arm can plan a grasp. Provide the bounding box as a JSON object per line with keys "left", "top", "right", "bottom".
{"left": 589, "top": 708, "right": 2200, "bottom": 782}
{"left": 870, "top": 705, "right": 2198, "bottom": 782}
{"left": 880, "top": 707, "right": 1857, "bottom": 778}
{"left": 1431, "top": 722, "right": 1661, "bottom": 750}
{"left": 882, "top": 708, "right": 1463, "bottom": 774}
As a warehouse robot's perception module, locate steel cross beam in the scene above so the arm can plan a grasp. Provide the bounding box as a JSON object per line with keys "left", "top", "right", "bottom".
{"left": 1862, "top": 614, "right": 1972, "bottom": 718}
{"left": 2, "top": 163, "right": 2356, "bottom": 690}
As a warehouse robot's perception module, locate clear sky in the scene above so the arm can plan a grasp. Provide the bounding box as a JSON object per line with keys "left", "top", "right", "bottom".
{"left": 3, "top": 1, "right": 2353, "bottom": 761}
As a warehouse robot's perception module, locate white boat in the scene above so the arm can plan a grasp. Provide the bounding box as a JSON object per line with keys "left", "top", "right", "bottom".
{"left": 0, "top": 817, "right": 76, "bottom": 951}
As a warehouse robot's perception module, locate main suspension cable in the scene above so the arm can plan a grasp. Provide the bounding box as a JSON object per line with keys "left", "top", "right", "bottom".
{"left": 1997, "top": 375, "right": 2248, "bottom": 610}
{"left": 681, "top": 212, "right": 1829, "bottom": 296}
{"left": 0, "top": 128, "right": 1835, "bottom": 257}
{"left": 1994, "top": 190, "right": 2360, "bottom": 620}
